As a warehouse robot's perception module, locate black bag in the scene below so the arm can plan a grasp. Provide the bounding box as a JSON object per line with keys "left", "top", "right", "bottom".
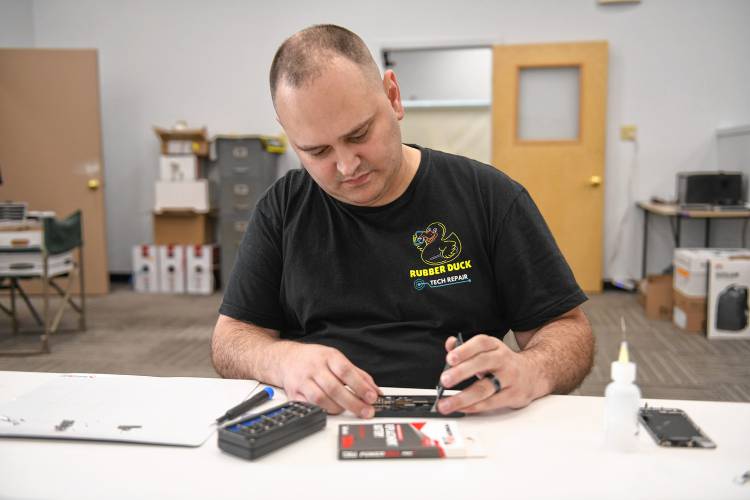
{"left": 716, "top": 285, "right": 749, "bottom": 331}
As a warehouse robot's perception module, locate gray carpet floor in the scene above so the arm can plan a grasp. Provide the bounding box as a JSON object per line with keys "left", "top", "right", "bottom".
{"left": 1, "top": 286, "right": 749, "bottom": 402}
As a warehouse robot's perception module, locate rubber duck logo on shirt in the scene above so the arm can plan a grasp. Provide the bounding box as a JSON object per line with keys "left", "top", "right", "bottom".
{"left": 412, "top": 222, "right": 462, "bottom": 265}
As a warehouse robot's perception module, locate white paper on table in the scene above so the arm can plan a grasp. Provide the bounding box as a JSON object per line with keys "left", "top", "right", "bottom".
{"left": 0, "top": 373, "right": 259, "bottom": 447}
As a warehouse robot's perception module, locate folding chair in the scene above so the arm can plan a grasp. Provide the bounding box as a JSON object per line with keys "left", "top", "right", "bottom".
{"left": 0, "top": 211, "right": 85, "bottom": 355}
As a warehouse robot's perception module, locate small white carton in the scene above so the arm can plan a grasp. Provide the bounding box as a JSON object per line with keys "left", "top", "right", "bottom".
{"left": 132, "top": 245, "right": 159, "bottom": 293}
{"left": 155, "top": 179, "right": 210, "bottom": 213}
{"left": 159, "top": 155, "right": 198, "bottom": 182}
{"left": 158, "top": 245, "right": 186, "bottom": 294}
{"left": 185, "top": 244, "right": 218, "bottom": 295}
{"left": 707, "top": 256, "right": 750, "bottom": 339}
{"left": 673, "top": 248, "right": 750, "bottom": 298}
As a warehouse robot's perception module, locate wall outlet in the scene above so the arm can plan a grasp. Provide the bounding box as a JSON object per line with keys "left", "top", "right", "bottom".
{"left": 620, "top": 125, "right": 637, "bottom": 141}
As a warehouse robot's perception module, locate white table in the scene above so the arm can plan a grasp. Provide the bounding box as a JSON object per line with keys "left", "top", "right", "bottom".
{"left": 1, "top": 371, "right": 748, "bottom": 500}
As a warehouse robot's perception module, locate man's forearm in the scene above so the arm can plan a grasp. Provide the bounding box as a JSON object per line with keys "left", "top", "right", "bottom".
{"left": 518, "top": 308, "right": 594, "bottom": 396}
{"left": 211, "top": 315, "right": 294, "bottom": 385}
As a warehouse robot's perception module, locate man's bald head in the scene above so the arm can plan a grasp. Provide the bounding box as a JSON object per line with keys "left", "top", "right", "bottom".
{"left": 269, "top": 24, "right": 382, "bottom": 106}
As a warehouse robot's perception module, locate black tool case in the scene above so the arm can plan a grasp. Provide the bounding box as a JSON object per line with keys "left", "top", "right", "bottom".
{"left": 218, "top": 401, "right": 327, "bottom": 460}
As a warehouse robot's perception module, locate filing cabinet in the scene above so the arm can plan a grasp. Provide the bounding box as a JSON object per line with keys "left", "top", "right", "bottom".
{"left": 211, "top": 135, "right": 284, "bottom": 288}
{"left": 218, "top": 215, "right": 250, "bottom": 288}
{"left": 220, "top": 180, "right": 268, "bottom": 218}
{"left": 219, "top": 216, "right": 249, "bottom": 249}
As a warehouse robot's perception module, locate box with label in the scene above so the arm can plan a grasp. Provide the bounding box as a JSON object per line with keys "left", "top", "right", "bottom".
{"left": 0, "top": 250, "right": 74, "bottom": 277}
{"left": 638, "top": 274, "right": 673, "bottom": 321}
{"left": 673, "top": 288, "right": 706, "bottom": 334}
{"left": 159, "top": 155, "right": 198, "bottom": 182}
{"left": 707, "top": 257, "right": 750, "bottom": 339}
{"left": 0, "top": 222, "right": 42, "bottom": 250}
{"left": 132, "top": 245, "right": 159, "bottom": 293}
{"left": 338, "top": 421, "right": 481, "bottom": 459}
{"left": 673, "top": 248, "right": 750, "bottom": 298}
{"left": 153, "top": 212, "right": 214, "bottom": 245}
{"left": 158, "top": 245, "right": 185, "bottom": 294}
{"left": 155, "top": 179, "right": 211, "bottom": 213}
{"left": 185, "top": 244, "right": 218, "bottom": 295}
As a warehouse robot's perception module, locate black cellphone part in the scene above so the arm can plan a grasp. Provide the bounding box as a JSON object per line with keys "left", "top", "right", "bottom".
{"left": 218, "top": 401, "right": 327, "bottom": 460}
{"left": 638, "top": 406, "right": 716, "bottom": 449}
{"left": 373, "top": 395, "right": 465, "bottom": 418}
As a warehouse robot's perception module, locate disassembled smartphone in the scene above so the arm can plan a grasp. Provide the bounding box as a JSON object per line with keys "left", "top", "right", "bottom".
{"left": 373, "top": 395, "right": 464, "bottom": 418}
{"left": 638, "top": 406, "right": 716, "bottom": 449}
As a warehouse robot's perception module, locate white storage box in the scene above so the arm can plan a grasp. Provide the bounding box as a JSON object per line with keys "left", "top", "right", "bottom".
{"left": 673, "top": 248, "right": 750, "bottom": 298}
{"left": 159, "top": 155, "right": 198, "bottom": 182}
{"left": 186, "top": 244, "right": 218, "bottom": 295}
{"left": 158, "top": 245, "right": 186, "bottom": 294}
{"left": 155, "top": 179, "right": 210, "bottom": 213}
{"left": 0, "top": 228, "right": 42, "bottom": 250}
{"left": 0, "top": 250, "right": 74, "bottom": 277}
{"left": 165, "top": 140, "right": 193, "bottom": 155}
{"left": 707, "top": 257, "right": 750, "bottom": 339}
{"left": 132, "top": 245, "right": 159, "bottom": 293}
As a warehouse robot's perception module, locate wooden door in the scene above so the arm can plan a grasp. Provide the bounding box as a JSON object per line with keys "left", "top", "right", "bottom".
{"left": 0, "top": 49, "right": 109, "bottom": 294}
{"left": 492, "top": 42, "right": 608, "bottom": 293}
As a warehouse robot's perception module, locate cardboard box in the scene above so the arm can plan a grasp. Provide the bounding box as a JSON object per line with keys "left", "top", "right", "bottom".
{"left": 132, "top": 245, "right": 158, "bottom": 293}
{"left": 154, "top": 126, "right": 209, "bottom": 157}
{"left": 638, "top": 274, "right": 673, "bottom": 321}
{"left": 153, "top": 212, "right": 214, "bottom": 245}
{"left": 673, "top": 248, "right": 750, "bottom": 298}
{"left": 707, "top": 257, "right": 750, "bottom": 339}
{"left": 673, "top": 288, "right": 707, "bottom": 333}
{"left": 158, "top": 245, "right": 185, "bottom": 294}
{"left": 186, "top": 244, "right": 218, "bottom": 295}
{"left": 159, "top": 155, "right": 198, "bottom": 182}
{"left": 155, "top": 179, "right": 211, "bottom": 213}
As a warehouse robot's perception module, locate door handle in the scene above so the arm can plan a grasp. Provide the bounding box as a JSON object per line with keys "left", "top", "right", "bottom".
{"left": 589, "top": 175, "right": 602, "bottom": 187}
{"left": 87, "top": 179, "right": 100, "bottom": 190}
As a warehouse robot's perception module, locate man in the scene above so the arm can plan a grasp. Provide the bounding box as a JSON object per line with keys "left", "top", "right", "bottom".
{"left": 211, "top": 24, "right": 593, "bottom": 419}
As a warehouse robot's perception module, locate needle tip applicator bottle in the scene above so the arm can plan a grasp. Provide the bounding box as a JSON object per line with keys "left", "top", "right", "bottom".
{"left": 604, "top": 340, "right": 641, "bottom": 452}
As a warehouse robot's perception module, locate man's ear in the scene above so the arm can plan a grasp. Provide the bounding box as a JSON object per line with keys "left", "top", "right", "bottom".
{"left": 382, "top": 69, "right": 405, "bottom": 120}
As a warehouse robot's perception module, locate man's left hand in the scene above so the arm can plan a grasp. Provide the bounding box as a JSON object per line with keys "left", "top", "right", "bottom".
{"left": 435, "top": 334, "right": 545, "bottom": 414}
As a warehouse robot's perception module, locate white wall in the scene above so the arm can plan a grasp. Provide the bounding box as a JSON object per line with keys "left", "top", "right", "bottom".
{"left": 0, "top": 0, "right": 34, "bottom": 46}
{"left": 717, "top": 127, "right": 750, "bottom": 181}
{"left": 4, "top": 0, "right": 750, "bottom": 277}
{"left": 388, "top": 47, "right": 491, "bottom": 102}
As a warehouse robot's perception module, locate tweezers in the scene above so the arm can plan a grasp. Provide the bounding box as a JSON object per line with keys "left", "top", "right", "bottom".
{"left": 431, "top": 332, "right": 464, "bottom": 412}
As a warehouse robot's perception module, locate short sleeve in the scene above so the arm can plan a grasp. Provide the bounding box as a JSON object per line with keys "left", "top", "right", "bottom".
{"left": 492, "top": 189, "right": 587, "bottom": 332}
{"left": 218, "top": 200, "right": 286, "bottom": 330}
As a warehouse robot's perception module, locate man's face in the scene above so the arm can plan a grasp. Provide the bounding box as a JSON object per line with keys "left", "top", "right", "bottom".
{"left": 274, "top": 57, "right": 407, "bottom": 207}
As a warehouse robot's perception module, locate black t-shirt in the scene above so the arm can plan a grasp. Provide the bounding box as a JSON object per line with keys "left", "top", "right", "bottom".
{"left": 220, "top": 146, "right": 587, "bottom": 388}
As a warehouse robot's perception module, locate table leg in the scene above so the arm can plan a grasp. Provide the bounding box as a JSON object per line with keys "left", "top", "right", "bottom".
{"left": 705, "top": 219, "right": 711, "bottom": 247}
{"left": 676, "top": 216, "right": 682, "bottom": 247}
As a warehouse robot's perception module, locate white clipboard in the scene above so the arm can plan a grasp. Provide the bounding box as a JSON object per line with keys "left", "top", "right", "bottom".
{"left": 0, "top": 373, "right": 259, "bottom": 447}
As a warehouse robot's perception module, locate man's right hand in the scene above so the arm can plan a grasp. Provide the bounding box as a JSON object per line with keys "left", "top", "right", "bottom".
{"left": 211, "top": 315, "right": 380, "bottom": 418}
{"left": 279, "top": 342, "right": 381, "bottom": 418}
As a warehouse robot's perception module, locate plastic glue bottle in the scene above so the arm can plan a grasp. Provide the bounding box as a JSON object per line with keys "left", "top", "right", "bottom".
{"left": 603, "top": 340, "right": 641, "bottom": 452}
